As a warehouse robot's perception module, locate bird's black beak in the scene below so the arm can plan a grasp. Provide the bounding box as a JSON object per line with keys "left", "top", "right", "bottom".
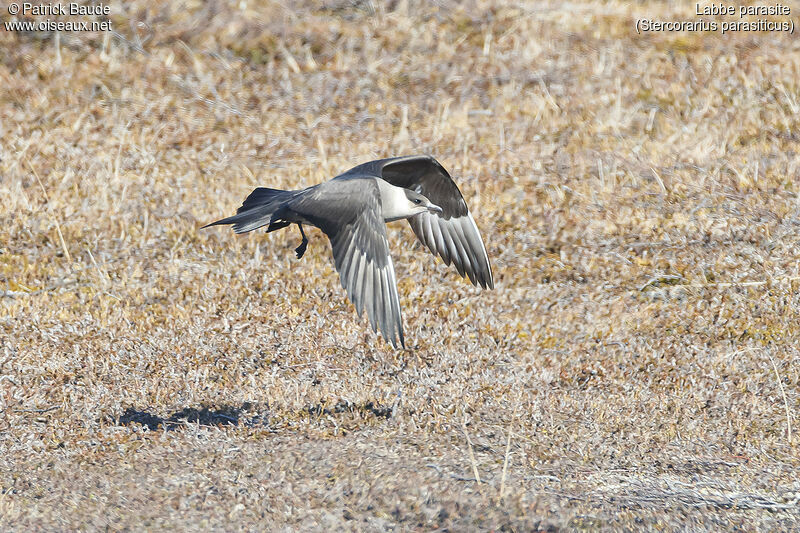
{"left": 428, "top": 204, "right": 443, "bottom": 214}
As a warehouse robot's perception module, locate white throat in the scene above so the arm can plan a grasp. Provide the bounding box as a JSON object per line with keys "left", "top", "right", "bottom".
{"left": 375, "top": 179, "right": 420, "bottom": 222}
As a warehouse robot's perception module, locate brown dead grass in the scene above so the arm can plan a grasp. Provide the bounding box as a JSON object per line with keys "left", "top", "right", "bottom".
{"left": 2, "top": 0, "right": 800, "bottom": 530}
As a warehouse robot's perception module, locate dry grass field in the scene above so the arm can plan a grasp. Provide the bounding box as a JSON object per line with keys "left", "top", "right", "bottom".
{"left": 3, "top": 0, "right": 800, "bottom": 530}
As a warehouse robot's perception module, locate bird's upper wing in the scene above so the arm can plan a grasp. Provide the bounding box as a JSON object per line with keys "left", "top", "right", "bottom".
{"left": 375, "top": 155, "right": 494, "bottom": 289}
{"left": 290, "top": 179, "right": 405, "bottom": 348}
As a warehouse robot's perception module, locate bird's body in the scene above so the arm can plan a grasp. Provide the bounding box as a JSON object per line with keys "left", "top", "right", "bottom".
{"left": 204, "top": 155, "right": 493, "bottom": 348}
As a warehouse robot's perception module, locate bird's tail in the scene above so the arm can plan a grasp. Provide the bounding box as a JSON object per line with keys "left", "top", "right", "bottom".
{"left": 202, "top": 187, "right": 297, "bottom": 234}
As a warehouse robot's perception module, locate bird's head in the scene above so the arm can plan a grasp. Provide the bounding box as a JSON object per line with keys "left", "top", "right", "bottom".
{"left": 404, "top": 189, "right": 443, "bottom": 215}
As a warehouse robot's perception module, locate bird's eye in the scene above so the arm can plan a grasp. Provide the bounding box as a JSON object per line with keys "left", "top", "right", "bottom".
{"left": 414, "top": 199, "right": 421, "bottom": 204}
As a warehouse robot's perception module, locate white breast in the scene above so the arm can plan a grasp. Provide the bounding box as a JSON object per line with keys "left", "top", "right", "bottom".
{"left": 375, "top": 179, "right": 416, "bottom": 222}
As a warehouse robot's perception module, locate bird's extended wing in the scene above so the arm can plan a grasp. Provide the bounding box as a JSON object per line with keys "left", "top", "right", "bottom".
{"left": 377, "top": 155, "right": 494, "bottom": 289}
{"left": 290, "top": 180, "right": 405, "bottom": 348}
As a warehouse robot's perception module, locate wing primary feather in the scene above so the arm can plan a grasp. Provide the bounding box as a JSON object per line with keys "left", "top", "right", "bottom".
{"left": 466, "top": 212, "right": 494, "bottom": 289}
{"left": 353, "top": 253, "right": 366, "bottom": 316}
{"left": 449, "top": 217, "right": 476, "bottom": 283}
{"left": 440, "top": 224, "right": 466, "bottom": 277}
{"left": 364, "top": 261, "right": 376, "bottom": 331}
{"left": 388, "top": 269, "right": 401, "bottom": 347}
{"left": 346, "top": 240, "right": 362, "bottom": 299}
{"left": 384, "top": 269, "right": 395, "bottom": 345}
{"left": 332, "top": 241, "right": 344, "bottom": 271}
{"left": 342, "top": 241, "right": 354, "bottom": 305}
{"left": 332, "top": 235, "right": 346, "bottom": 269}
{"left": 430, "top": 218, "right": 451, "bottom": 265}
{"left": 374, "top": 267, "right": 388, "bottom": 341}
{"left": 448, "top": 219, "right": 473, "bottom": 275}
{"left": 458, "top": 215, "right": 485, "bottom": 276}
{"left": 461, "top": 217, "right": 488, "bottom": 287}
{"left": 386, "top": 259, "right": 404, "bottom": 348}
{"left": 339, "top": 237, "right": 356, "bottom": 286}
{"left": 381, "top": 268, "right": 393, "bottom": 343}
{"left": 422, "top": 215, "right": 438, "bottom": 256}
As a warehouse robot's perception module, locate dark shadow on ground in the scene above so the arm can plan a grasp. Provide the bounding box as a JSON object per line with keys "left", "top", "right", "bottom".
{"left": 115, "top": 399, "right": 392, "bottom": 431}
{"left": 117, "top": 403, "right": 267, "bottom": 431}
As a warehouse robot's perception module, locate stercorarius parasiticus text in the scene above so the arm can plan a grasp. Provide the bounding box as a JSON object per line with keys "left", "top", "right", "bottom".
{"left": 204, "top": 155, "right": 494, "bottom": 348}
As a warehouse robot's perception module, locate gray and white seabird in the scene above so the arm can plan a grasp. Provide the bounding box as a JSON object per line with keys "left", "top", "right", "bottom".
{"left": 204, "top": 155, "right": 494, "bottom": 348}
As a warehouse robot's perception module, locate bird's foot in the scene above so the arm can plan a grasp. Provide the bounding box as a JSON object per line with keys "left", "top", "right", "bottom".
{"left": 295, "top": 239, "right": 308, "bottom": 259}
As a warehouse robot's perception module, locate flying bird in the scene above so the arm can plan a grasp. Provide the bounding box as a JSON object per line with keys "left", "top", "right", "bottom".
{"left": 204, "top": 155, "right": 494, "bottom": 348}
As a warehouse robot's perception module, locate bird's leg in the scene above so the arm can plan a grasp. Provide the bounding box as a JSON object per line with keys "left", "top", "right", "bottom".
{"left": 295, "top": 224, "right": 308, "bottom": 259}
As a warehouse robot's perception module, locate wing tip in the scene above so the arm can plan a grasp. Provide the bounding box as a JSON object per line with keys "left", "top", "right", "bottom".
{"left": 483, "top": 265, "right": 495, "bottom": 290}
{"left": 200, "top": 218, "right": 228, "bottom": 230}
{"left": 393, "top": 329, "right": 406, "bottom": 350}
